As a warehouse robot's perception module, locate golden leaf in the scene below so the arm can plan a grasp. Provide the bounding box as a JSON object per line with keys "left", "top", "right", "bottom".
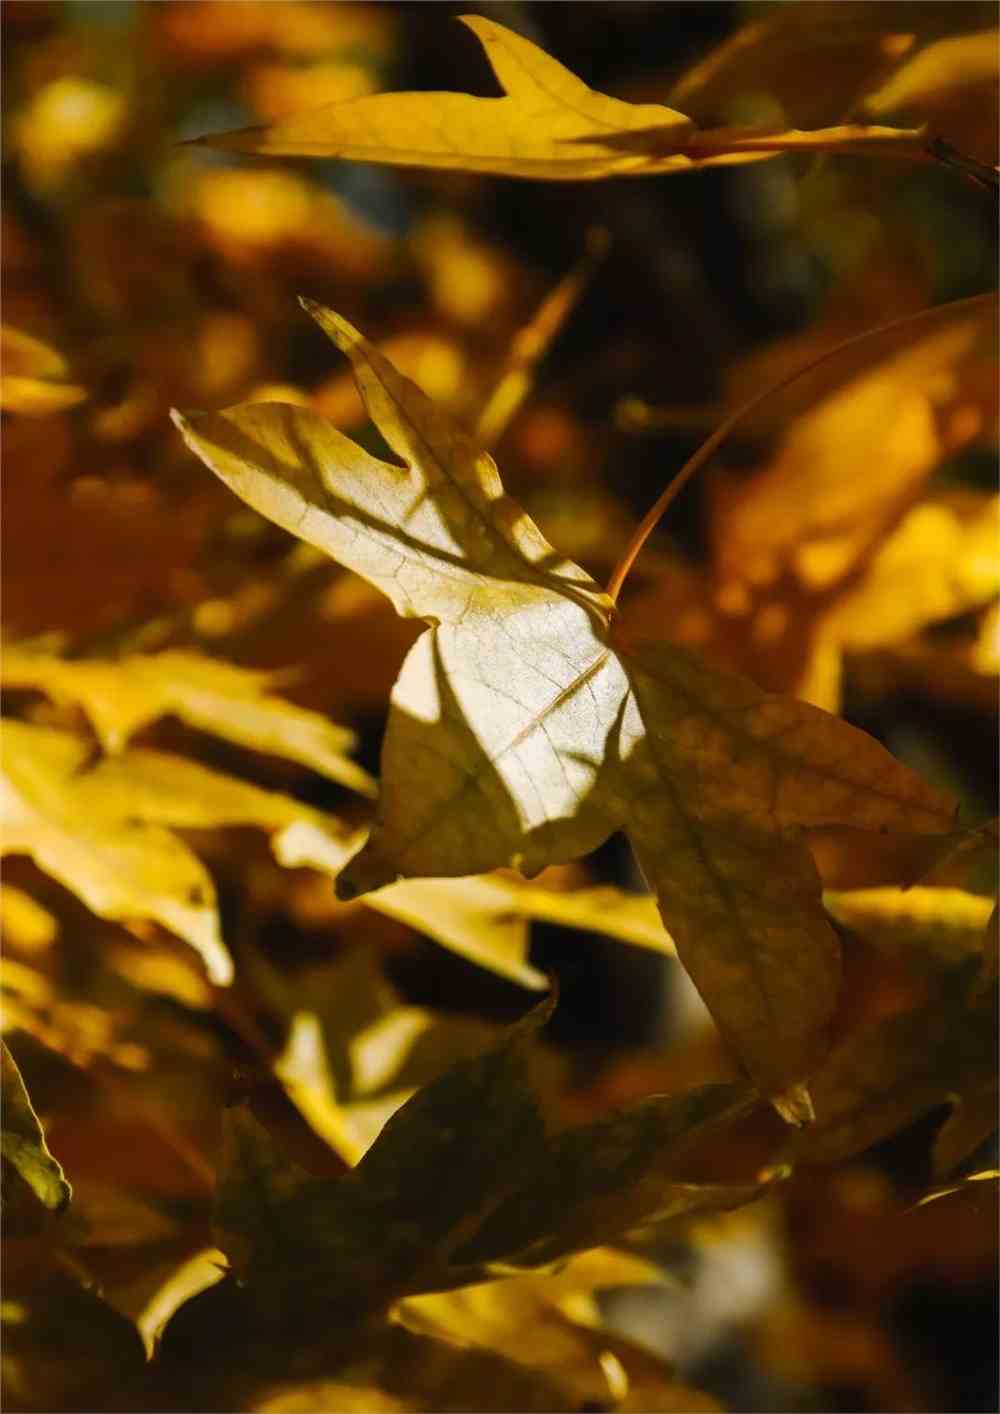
{"left": 2, "top": 645, "right": 375, "bottom": 796}
{"left": 0, "top": 326, "right": 86, "bottom": 416}
{"left": 0, "top": 723, "right": 357, "bottom": 986}
{"left": 187, "top": 16, "right": 924, "bottom": 181}
{"left": 1, "top": 1037, "right": 72, "bottom": 1226}
{"left": 174, "top": 303, "right": 955, "bottom": 1114}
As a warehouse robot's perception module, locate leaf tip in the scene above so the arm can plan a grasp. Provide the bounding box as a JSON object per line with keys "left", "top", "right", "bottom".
{"left": 771, "top": 1081, "right": 816, "bottom": 1128}
{"left": 298, "top": 297, "right": 362, "bottom": 355}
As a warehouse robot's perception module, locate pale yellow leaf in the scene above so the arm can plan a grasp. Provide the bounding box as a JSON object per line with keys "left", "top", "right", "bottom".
{"left": 1, "top": 645, "right": 375, "bottom": 796}
{"left": 188, "top": 15, "right": 923, "bottom": 181}
{"left": 175, "top": 303, "right": 955, "bottom": 1111}
{"left": 0, "top": 721, "right": 231, "bottom": 985}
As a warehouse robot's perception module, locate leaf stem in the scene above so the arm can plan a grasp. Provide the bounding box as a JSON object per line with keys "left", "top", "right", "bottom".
{"left": 605, "top": 290, "right": 997, "bottom": 605}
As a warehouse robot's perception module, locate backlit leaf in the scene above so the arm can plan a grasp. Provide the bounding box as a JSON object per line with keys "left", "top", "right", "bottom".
{"left": 1, "top": 1037, "right": 72, "bottom": 1226}
{"left": 175, "top": 303, "right": 954, "bottom": 1114}
{"left": 0, "top": 326, "right": 86, "bottom": 416}
{"left": 2, "top": 645, "right": 375, "bottom": 796}
{"left": 395, "top": 1249, "right": 690, "bottom": 1409}
{"left": 712, "top": 310, "right": 993, "bottom": 593}
{"left": 1, "top": 721, "right": 231, "bottom": 985}
{"left": 824, "top": 885, "right": 995, "bottom": 974}
{"left": 278, "top": 818, "right": 673, "bottom": 987}
{"left": 188, "top": 16, "right": 924, "bottom": 181}
{"left": 0, "top": 723, "right": 362, "bottom": 986}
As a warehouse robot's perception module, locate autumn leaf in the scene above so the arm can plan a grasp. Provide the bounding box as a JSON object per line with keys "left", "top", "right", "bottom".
{"left": 394, "top": 1249, "right": 700, "bottom": 1411}
{"left": 186, "top": 16, "right": 925, "bottom": 181}
{"left": 824, "top": 885, "right": 996, "bottom": 975}
{"left": 175, "top": 302, "right": 955, "bottom": 1117}
{"left": 0, "top": 721, "right": 357, "bottom": 986}
{"left": 2, "top": 645, "right": 375, "bottom": 797}
{"left": 815, "top": 492, "right": 1000, "bottom": 668}
{"left": 711, "top": 308, "right": 995, "bottom": 594}
{"left": 0, "top": 326, "right": 86, "bottom": 416}
{"left": 2, "top": 1037, "right": 72, "bottom": 1229}
{"left": 795, "top": 974, "right": 996, "bottom": 1165}
{"left": 213, "top": 995, "right": 758, "bottom": 1339}
{"left": 278, "top": 818, "right": 673, "bottom": 989}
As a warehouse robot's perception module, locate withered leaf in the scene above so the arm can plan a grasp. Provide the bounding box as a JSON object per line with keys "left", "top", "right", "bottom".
{"left": 188, "top": 16, "right": 924, "bottom": 181}
{"left": 174, "top": 303, "right": 955, "bottom": 1116}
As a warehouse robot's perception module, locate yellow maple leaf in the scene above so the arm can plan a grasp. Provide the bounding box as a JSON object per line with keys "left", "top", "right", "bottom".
{"left": 186, "top": 16, "right": 924, "bottom": 181}
{"left": 1, "top": 646, "right": 375, "bottom": 797}
{"left": 173, "top": 302, "right": 956, "bottom": 1119}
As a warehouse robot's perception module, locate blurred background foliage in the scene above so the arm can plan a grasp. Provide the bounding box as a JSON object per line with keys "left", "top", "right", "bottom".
{"left": 1, "top": 3, "right": 997, "bottom": 1412}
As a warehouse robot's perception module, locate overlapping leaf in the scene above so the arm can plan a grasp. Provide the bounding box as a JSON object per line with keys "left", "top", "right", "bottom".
{"left": 0, "top": 721, "right": 356, "bottom": 985}
{"left": 175, "top": 302, "right": 955, "bottom": 1115}
{"left": 188, "top": 16, "right": 924, "bottom": 181}
{"left": 212, "top": 996, "right": 758, "bottom": 1334}
{"left": 278, "top": 818, "right": 673, "bottom": 989}
{"left": 2, "top": 645, "right": 375, "bottom": 796}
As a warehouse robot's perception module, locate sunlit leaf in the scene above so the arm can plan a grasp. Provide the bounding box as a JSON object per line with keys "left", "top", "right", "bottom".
{"left": 1, "top": 721, "right": 232, "bottom": 985}
{"left": 268, "top": 947, "right": 502, "bottom": 1164}
{"left": 0, "top": 884, "right": 58, "bottom": 952}
{"left": 915, "top": 1168, "right": 1000, "bottom": 1207}
{"left": 0, "top": 326, "right": 86, "bottom": 416}
{"left": 175, "top": 303, "right": 954, "bottom": 1114}
{"left": 820, "top": 494, "right": 1000, "bottom": 650}
{"left": 824, "top": 885, "right": 995, "bottom": 974}
{"left": 2, "top": 645, "right": 375, "bottom": 796}
{"left": 278, "top": 818, "right": 673, "bottom": 987}
{"left": 1, "top": 1037, "right": 71, "bottom": 1227}
{"left": 712, "top": 309, "right": 994, "bottom": 592}
{"left": 395, "top": 1249, "right": 689, "bottom": 1410}
{"left": 188, "top": 16, "right": 924, "bottom": 181}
